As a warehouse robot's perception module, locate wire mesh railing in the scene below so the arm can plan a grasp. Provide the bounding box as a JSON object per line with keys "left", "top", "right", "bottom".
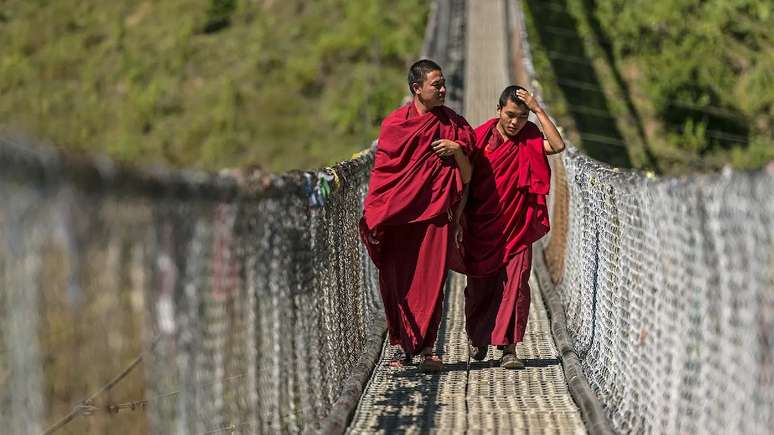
{"left": 515, "top": 1, "right": 774, "bottom": 434}
{"left": 0, "top": 136, "right": 380, "bottom": 435}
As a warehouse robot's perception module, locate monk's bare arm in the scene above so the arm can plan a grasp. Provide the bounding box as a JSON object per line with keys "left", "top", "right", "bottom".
{"left": 453, "top": 150, "right": 472, "bottom": 183}
{"left": 452, "top": 183, "right": 469, "bottom": 248}
{"left": 515, "top": 88, "right": 566, "bottom": 155}
{"left": 453, "top": 182, "right": 470, "bottom": 222}
{"left": 534, "top": 109, "right": 566, "bottom": 155}
{"left": 431, "top": 139, "right": 473, "bottom": 183}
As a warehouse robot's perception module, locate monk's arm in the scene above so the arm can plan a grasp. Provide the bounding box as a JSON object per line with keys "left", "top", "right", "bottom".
{"left": 453, "top": 148, "right": 472, "bottom": 183}
{"left": 431, "top": 139, "right": 472, "bottom": 183}
{"left": 453, "top": 182, "right": 469, "bottom": 224}
{"left": 534, "top": 109, "right": 566, "bottom": 155}
{"left": 454, "top": 122, "right": 475, "bottom": 183}
{"left": 451, "top": 182, "right": 469, "bottom": 248}
{"left": 515, "top": 88, "right": 566, "bottom": 155}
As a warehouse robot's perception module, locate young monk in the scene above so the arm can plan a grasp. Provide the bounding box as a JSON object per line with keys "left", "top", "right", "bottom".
{"left": 360, "top": 59, "right": 475, "bottom": 372}
{"left": 460, "top": 85, "right": 565, "bottom": 369}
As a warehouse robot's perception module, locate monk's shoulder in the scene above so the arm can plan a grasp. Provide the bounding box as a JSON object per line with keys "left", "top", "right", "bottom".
{"left": 474, "top": 119, "right": 496, "bottom": 138}
{"left": 438, "top": 105, "right": 458, "bottom": 118}
{"left": 438, "top": 106, "right": 469, "bottom": 125}
{"left": 381, "top": 105, "right": 411, "bottom": 128}
{"left": 522, "top": 121, "right": 544, "bottom": 139}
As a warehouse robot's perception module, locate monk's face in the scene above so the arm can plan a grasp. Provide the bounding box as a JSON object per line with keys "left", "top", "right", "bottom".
{"left": 497, "top": 100, "right": 530, "bottom": 138}
{"left": 413, "top": 69, "right": 446, "bottom": 109}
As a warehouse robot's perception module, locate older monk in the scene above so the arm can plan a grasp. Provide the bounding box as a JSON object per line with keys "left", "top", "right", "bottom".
{"left": 360, "top": 59, "right": 474, "bottom": 372}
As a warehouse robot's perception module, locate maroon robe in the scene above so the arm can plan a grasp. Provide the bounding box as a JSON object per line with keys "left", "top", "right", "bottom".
{"left": 458, "top": 119, "right": 550, "bottom": 347}
{"left": 361, "top": 103, "right": 475, "bottom": 355}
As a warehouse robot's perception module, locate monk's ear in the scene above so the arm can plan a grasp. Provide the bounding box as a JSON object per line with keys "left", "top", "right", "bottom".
{"left": 411, "top": 82, "right": 421, "bottom": 95}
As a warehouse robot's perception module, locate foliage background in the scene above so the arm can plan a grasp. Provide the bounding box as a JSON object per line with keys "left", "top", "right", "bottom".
{"left": 1, "top": 0, "right": 771, "bottom": 174}
{"left": 0, "top": 0, "right": 427, "bottom": 172}
{"left": 525, "top": 0, "right": 773, "bottom": 174}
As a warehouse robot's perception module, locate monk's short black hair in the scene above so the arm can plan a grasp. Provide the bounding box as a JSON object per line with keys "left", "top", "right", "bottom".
{"left": 499, "top": 85, "right": 529, "bottom": 109}
{"left": 408, "top": 59, "right": 442, "bottom": 94}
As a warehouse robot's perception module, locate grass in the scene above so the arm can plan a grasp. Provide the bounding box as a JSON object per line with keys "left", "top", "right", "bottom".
{"left": 523, "top": 0, "right": 774, "bottom": 174}
{"left": 0, "top": 0, "right": 428, "bottom": 172}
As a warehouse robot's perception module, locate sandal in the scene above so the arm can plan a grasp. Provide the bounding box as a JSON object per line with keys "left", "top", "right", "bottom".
{"left": 500, "top": 352, "right": 525, "bottom": 370}
{"left": 388, "top": 352, "right": 413, "bottom": 368}
{"left": 419, "top": 355, "right": 443, "bottom": 373}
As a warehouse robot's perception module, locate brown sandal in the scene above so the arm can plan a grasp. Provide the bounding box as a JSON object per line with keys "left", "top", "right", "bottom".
{"left": 500, "top": 352, "right": 524, "bottom": 370}
{"left": 419, "top": 355, "right": 443, "bottom": 372}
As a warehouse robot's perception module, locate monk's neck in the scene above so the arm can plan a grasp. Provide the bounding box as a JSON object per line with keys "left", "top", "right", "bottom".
{"left": 412, "top": 98, "right": 435, "bottom": 115}
{"left": 495, "top": 122, "right": 515, "bottom": 142}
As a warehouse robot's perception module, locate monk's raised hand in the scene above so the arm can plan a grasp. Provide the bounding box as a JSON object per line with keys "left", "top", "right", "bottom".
{"left": 431, "top": 139, "right": 462, "bottom": 157}
{"left": 516, "top": 88, "right": 542, "bottom": 113}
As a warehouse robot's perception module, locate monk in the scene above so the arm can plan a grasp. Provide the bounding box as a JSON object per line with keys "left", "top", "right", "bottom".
{"left": 460, "top": 85, "right": 565, "bottom": 369}
{"left": 360, "top": 59, "right": 475, "bottom": 372}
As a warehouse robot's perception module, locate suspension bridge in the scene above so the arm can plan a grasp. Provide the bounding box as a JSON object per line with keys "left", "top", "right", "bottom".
{"left": 1, "top": 1, "right": 772, "bottom": 434}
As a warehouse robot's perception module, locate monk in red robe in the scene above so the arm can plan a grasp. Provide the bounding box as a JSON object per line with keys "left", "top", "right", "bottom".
{"left": 360, "top": 59, "right": 474, "bottom": 372}
{"left": 459, "top": 85, "right": 565, "bottom": 369}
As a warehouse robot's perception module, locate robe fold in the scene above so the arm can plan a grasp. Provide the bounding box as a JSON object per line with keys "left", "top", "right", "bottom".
{"left": 361, "top": 103, "right": 475, "bottom": 355}
{"left": 456, "top": 119, "right": 551, "bottom": 346}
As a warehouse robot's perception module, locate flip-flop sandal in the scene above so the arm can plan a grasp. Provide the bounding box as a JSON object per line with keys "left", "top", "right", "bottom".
{"left": 388, "top": 352, "right": 412, "bottom": 368}
{"left": 388, "top": 359, "right": 406, "bottom": 368}
{"left": 419, "top": 355, "right": 443, "bottom": 373}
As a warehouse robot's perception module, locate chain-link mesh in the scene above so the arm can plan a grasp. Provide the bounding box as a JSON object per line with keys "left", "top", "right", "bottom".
{"left": 547, "top": 152, "right": 774, "bottom": 435}
{"left": 0, "top": 137, "right": 380, "bottom": 435}
{"left": 516, "top": 2, "right": 774, "bottom": 434}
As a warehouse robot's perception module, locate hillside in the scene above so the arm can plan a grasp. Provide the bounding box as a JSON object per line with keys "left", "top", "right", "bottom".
{"left": 3, "top": 1, "right": 770, "bottom": 175}
{"left": 524, "top": 0, "right": 773, "bottom": 174}
{"left": 0, "top": 0, "right": 427, "bottom": 172}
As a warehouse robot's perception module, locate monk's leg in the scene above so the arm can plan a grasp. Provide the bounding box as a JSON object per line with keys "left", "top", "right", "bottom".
{"left": 464, "top": 272, "right": 504, "bottom": 349}
{"left": 490, "top": 247, "right": 532, "bottom": 346}
{"left": 419, "top": 276, "right": 445, "bottom": 352}
{"left": 378, "top": 215, "right": 449, "bottom": 358}
{"left": 378, "top": 269, "right": 402, "bottom": 347}
{"left": 493, "top": 247, "right": 532, "bottom": 369}
{"left": 416, "top": 286, "right": 446, "bottom": 372}
{"left": 403, "top": 215, "right": 449, "bottom": 357}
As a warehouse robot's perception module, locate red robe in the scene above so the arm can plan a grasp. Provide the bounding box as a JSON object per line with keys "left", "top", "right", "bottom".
{"left": 458, "top": 119, "right": 550, "bottom": 347}
{"left": 361, "top": 103, "right": 475, "bottom": 355}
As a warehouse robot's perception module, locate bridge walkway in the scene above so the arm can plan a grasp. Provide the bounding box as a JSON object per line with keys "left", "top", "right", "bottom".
{"left": 346, "top": 1, "right": 586, "bottom": 433}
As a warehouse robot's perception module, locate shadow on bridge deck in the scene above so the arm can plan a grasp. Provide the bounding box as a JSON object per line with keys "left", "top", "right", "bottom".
{"left": 346, "top": 274, "right": 586, "bottom": 434}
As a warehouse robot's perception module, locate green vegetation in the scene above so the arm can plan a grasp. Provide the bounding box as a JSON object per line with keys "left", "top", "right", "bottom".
{"left": 525, "top": 0, "right": 773, "bottom": 174}
{"left": 0, "top": 0, "right": 427, "bottom": 172}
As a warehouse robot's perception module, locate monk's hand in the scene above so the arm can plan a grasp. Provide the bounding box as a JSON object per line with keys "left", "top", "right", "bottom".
{"left": 431, "top": 139, "right": 462, "bottom": 158}
{"left": 454, "top": 222, "right": 464, "bottom": 249}
{"left": 516, "top": 88, "right": 543, "bottom": 114}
